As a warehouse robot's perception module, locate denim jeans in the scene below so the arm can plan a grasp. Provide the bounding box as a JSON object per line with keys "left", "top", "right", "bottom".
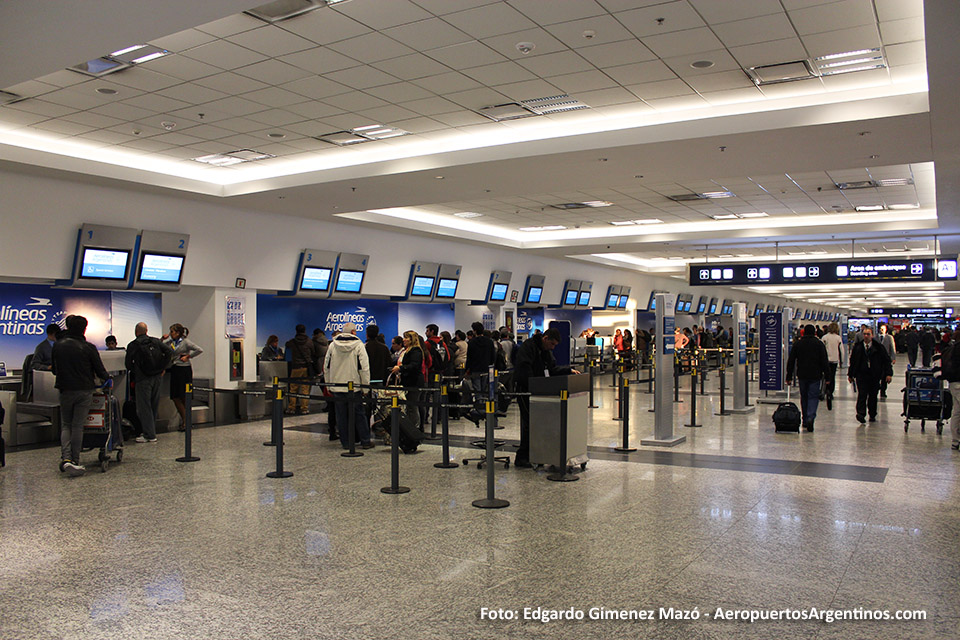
{"left": 798, "top": 378, "right": 821, "bottom": 425}
{"left": 333, "top": 391, "right": 371, "bottom": 447}
{"left": 60, "top": 389, "right": 93, "bottom": 462}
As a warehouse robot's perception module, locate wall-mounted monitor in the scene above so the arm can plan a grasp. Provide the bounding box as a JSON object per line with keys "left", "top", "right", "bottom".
{"left": 482, "top": 270, "right": 512, "bottom": 305}
{"left": 79, "top": 247, "right": 130, "bottom": 281}
{"left": 753, "top": 303, "right": 763, "bottom": 317}
{"left": 647, "top": 291, "right": 658, "bottom": 311}
{"left": 578, "top": 291, "right": 591, "bottom": 306}
{"left": 617, "top": 295, "right": 629, "bottom": 308}
{"left": 608, "top": 292, "right": 619, "bottom": 307}
{"left": 564, "top": 289, "right": 579, "bottom": 305}
{"left": 767, "top": 305, "right": 776, "bottom": 313}
{"left": 708, "top": 298, "right": 718, "bottom": 314}
{"left": 411, "top": 275, "right": 436, "bottom": 297}
{"left": 299, "top": 266, "right": 332, "bottom": 292}
{"left": 697, "top": 296, "right": 708, "bottom": 314}
{"left": 435, "top": 277, "right": 458, "bottom": 299}
{"left": 721, "top": 299, "right": 733, "bottom": 315}
{"left": 526, "top": 286, "right": 543, "bottom": 304}
{"left": 137, "top": 251, "right": 185, "bottom": 284}
{"left": 335, "top": 269, "right": 364, "bottom": 293}
{"left": 490, "top": 282, "right": 508, "bottom": 301}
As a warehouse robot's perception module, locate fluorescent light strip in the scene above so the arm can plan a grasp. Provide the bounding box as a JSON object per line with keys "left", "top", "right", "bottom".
{"left": 110, "top": 45, "right": 146, "bottom": 57}
{"left": 816, "top": 49, "right": 880, "bottom": 61}
{"left": 519, "top": 225, "right": 566, "bottom": 232}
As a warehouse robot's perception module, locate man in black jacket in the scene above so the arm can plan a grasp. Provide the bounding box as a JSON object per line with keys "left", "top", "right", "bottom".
{"left": 848, "top": 326, "right": 894, "bottom": 424}
{"left": 125, "top": 322, "right": 174, "bottom": 442}
{"left": 785, "top": 324, "right": 831, "bottom": 432}
{"left": 464, "top": 322, "right": 497, "bottom": 426}
{"left": 920, "top": 328, "right": 937, "bottom": 367}
{"left": 51, "top": 315, "right": 111, "bottom": 476}
{"left": 904, "top": 326, "right": 920, "bottom": 367}
{"left": 285, "top": 324, "right": 317, "bottom": 415}
{"left": 513, "top": 328, "right": 579, "bottom": 468}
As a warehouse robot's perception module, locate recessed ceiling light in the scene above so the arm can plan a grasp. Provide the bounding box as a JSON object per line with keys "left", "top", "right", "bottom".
{"left": 193, "top": 149, "right": 275, "bottom": 167}
{"left": 245, "top": 0, "right": 325, "bottom": 23}
{"left": 817, "top": 49, "right": 879, "bottom": 61}
{"left": 700, "top": 191, "right": 734, "bottom": 199}
{"left": 690, "top": 60, "right": 715, "bottom": 69}
{"left": 454, "top": 212, "right": 483, "bottom": 218}
{"left": 717, "top": 254, "right": 734, "bottom": 258}
{"left": 267, "top": 132, "right": 286, "bottom": 139}
{"left": 738, "top": 212, "right": 768, "bottom": 218}
{"left": 518, "top": 225, "right": 566, "bottom": 232}
{"left": 889, "top": 203, "right": 920, "bottom": 210}
{"left": 712, "top": 214, "right": 739, "bottom": 220}
{"left": 608, "top": 218, "right": 662, "bottom": 226}
{"left": 353, "top": 124, "right": 383, "bottom": 131}
{"left": 70, "top": 57, "right": 130, "bottom": 77}
{"left": 316, "top": 131, "right": 367, "bottom": 146}
{"left": 109, "top": 44, "right": 170, "bottom": 65}
{"left": 876, "top": 178, "right": 914, "bottom": 187}
{"left": 435, "top": 175, "right": 444, "bottom": 180}
{"left": 855, "top": 205, "right": 885, "bottom": 212}
{"left": 95, "top": 87, "right": 118, "bottom": 95}
{"left": 551, "top": 201, "right": 613, "bottom": 209}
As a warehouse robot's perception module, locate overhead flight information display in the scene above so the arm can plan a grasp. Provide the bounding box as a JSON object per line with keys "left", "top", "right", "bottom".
{"left": 690, "top": 257, "right": 959, "bottom": 286}
{"left": 867, "top": 307, "right": 955, "bottom": 319}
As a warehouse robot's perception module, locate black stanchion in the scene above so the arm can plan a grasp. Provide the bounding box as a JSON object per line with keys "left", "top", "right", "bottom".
{"left": 715, "top": 363, "right": 730, "bottom": 416}
{"left": 381, "top": 397, "right": 410, "bottom": 494}
{"left": 434, "top": 384, "right": 458, "bottom": 469}
{"left": 685, "top": 363, "right": 702, "bottom": 428}
{"left": 674, "top": 355, "right": 683, "bottom": 403}
{"left": 699, "top": 351, "right": 706, "bottom": 396}
{"left": 429, "top": 373, "right": 439, "bottom": 439}
{"left": 341, "top": 381, "right": 363, "bottom": 458}
{"left": 266, "top": 384, "right": 293, "bottom": 478}
{"left": 588, "top": 360, "right": 598, "bottom": 409}
{"left": 472, "top": 401, "right": 510, "bottom": 508}
{"left": 176, "top": 383, "right": 200, "bottom": 463}
{"left": 614, "top": 379, "right": 636, "bottom": 452}
{"left": 548, "top": 391, "right": 579, "bottom": 482}
{"left": 613, "top": 365, "right": 624, "bottom": 421}
{"left": 264, "top": 376, "right": 279, "bottom": 446}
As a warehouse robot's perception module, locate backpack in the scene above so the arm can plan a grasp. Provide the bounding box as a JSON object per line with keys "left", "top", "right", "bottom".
{"left": 940, "top": 340, "right": 960, "bottom": 382}
{"left": 773, "top": 401, "right": 801, "bottom": 433}
{"left": 426, "top": 338, "right": 447, "bottom": 378}
{"left": 139, "top": 338, "right": 170, "bottom": 376}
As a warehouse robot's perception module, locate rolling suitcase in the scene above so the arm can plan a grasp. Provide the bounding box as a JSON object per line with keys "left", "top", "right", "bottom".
{"left": 773, "top": 387, "right": 801, "bottom": 433}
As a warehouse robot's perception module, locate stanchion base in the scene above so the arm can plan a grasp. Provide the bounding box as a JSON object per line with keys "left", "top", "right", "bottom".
{"left": 727, "top": 406, "right": 755, "bottom": 414}
{"left": 640, "top": 435, "right": 686, "bottom": 447}
{"left": 341, "top": 451, "right": 364, "bottom": 458}
{"left": 612, "top": 417, "right": 622, "bottom": 421}
{"left": 381, "top": 486, "right": 411, "bottom": 494}
{"left": 547, "top": 473, "right": 579, "bottom": 482}
{"left": 714, "top": 411, "right": 732, "bottom": 416}
{"left": 588, "top": 404, "right": 599, "bottom": 409}
{"left": 472, "top": 498, "right": 510, "bottom": 509}
{"left": 684, "top": 423, "right": 703, "bottom": 428}
{"left": 613, "top": 446, "right": 637, "bottom": 452}
{"left": 263, "top": 441, "right": 276, "bottom": 447}
{"left": 266, "top": 471, "right": 293, "bottom": 478}
{"left": 434, "top": 462, "right": 459, "bottom": 469}
{"left": 176, "top": 456, "right": 200, "bottom": 462}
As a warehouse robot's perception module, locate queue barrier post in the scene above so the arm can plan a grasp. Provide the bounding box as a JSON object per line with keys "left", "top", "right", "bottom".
{"left": 266, "top": 383, "right": 293, "bottom": 478}
{"left": 614, "top": 379, "right": 636, "bottom": 453}
{"left": 685, "top": 360, "right": 702, "bottom": 428}
{"left": 716, "top": 361, "right": 730, "bottom": 416}
{"left": 175, "top": 383, "right": 200, "bottom": 463}
{"left": 430, "top": 373, "right": 440, "bottom": 439}
{"left": 472, "top": 401, "right": 510, "bottom": 508}
{"left": 588, "top": 360, "right": 598, "bottom": 409}
{"left": 381, "top": 397, "right": 410, "bottom": 495}
{"left": 614, "top": 365, "right": 624, "bottom": 421}
{"left": 263, "top": 376, "right": 279, "bottom": 446}
{"left": 434, "top": 384, "right": 458, "bottom": 469}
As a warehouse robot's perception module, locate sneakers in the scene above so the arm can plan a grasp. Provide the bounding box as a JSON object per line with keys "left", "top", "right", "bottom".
{"left": 804, "top": 422, "right": 814, "bottom": 433}
{"left": 826, "top": 396, "right": 833, "bottom": 411}
{"left": 951, "top": 442, "right": 959, "bottom": 451}
{"left": 868, "top": 415, "right": 877, "bottom": 423}
{"left": 134, "top": 436, "right": 158, "bottom": 443}
{"left": 61, "top": 460, "right": 85, "bottom": 477}
{"left": 857, "top": 415, "right": 866, "bottom": 424}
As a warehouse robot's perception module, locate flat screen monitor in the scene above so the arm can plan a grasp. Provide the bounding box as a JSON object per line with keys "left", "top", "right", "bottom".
{"left": 608, "top": 293, "right": 619, "bottom": 307}
{"left": 299, "top": 266, "right": 331, "bottom": 291}
{"left": 435, "top": 278, "right": 458, "bottom": 299}
{"left": 411, "top": 275, "right": 435, "bottom": 297}
{"left": 79, "top": 247, "right": 130, "bottom": 280}
{"left": 335, "top": 269, "right": 364, "bottom": 293}
{"left": 648, "top": 293, "right": 657, "bottom": 311}
{"left": 578, "top": 291, "right": 591, "bottom": 306}
{"left": 617, "top": 295, "right": 628, "bottom": 308}
{"left": 490, "top": 283, "right": 508, "bottom": 301}
{"left": 697, "top": 297, "right": 707, "bottom": 313}
{"left": 753, "top": 304, "right": 762, "bottom": 317}
{"left": 709, "top": 299, "right": 718, "bottom": 314}
{"left": 564, "top": 289, "right": 578, "bottom": 305}
{"left": 138, "top": 252, "right": 184, "bottom": 284}
{"left": 526, "top": 286, "right": 542, "bottom": 304}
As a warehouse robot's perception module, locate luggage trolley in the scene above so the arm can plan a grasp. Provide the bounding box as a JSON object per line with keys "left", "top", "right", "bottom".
{"left": 902, "top": 368, "right": 947, "bottom": 434}
{"left": 81, "top": 388, "right": 124, "bottom": 472}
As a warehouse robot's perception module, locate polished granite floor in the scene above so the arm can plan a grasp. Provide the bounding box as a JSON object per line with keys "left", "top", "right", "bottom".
{"left": 1, "top": 362, "right": 958, "bottom": 640}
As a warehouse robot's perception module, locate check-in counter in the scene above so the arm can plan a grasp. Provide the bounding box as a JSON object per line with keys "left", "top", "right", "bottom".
{"left": 529, "top": 374, "right": 590, "bottom": 468}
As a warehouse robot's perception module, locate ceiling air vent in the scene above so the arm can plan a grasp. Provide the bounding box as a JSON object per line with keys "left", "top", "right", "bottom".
{"left": 478, "top": 94, "right": 590, "bottom": 122}
{"left": 550, "top": 201, "right": 613, "bottom": 210}
{"left": 836, "top": 180, "right": 879, "bottom": 190}
{"left": 478, "top": 103, "right": 537, "bottom": 122}
{"left": 315, "top": 125, "right": 410, "bottom": 146}
{"left": 193, "top": 149, "right": 275, "bottom": 167}
{"left": 746, "top": 60, "right": 816, "bottom": 86}
{"left": 668, "top": 191, "right": 734, "bottom": 201}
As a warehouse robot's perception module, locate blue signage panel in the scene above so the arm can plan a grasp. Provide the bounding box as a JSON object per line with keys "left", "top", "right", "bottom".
{"left": 663, "top": 315, "right": 675, "bottom": 355}
{"left": 690, "top": 256, "right": 958, "bottom": 286}
{"left": 759, "top": 312, "right": 782, "bottom": 391}
{"left": 257, "top": 295, "right": 398, "bottom": 348}
{"left": 738, "top": 321, "right": 747, "bottom": 365}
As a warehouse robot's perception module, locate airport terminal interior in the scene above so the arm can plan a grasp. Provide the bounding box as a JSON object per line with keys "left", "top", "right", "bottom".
{"left": 1, "top": 1, "right": 959, "bottom": 638}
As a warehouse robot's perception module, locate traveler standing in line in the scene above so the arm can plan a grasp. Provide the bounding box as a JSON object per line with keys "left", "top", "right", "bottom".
{"left": 31, "top": 323, "right": 60, "bottom": 370}
{"left": 499, "top": 330, "right": 516, "bottom": 368}
{"left": 391, "top": 330, "right": 426, "bottom": 427}
{"left": 126, "top": 322, "right": 173, "bottom": 443}
{"left": 920, "top": 327, "right": 936, "bottom": 367}
{"left": 260, "top": 335, "right": 284, "bottom": 361}
{"left": 878, "top": 324, "right": 896, "bottom": 398}
{"left": 463, "top": 322, "right": 497, "bottom": 426}
{"left": 622, "top": 329, "right": 634, "bottom": 370}
{"left": 312, "top": 328, "right": 329, "bottom": 373}
{"left": 164, "top": 324, "right": 204, "bottom": 429}
{"left": 284, "top": 324, "right": 316, "bottom": 415}
{"left": 390, "top": 335, "right": 404, "bottom": 365}
{"left": 941, "top": 335, "right": 960, "bottom": 452}
{"left": 51, "top": 315, "right": 111, "bottom": 476}
{"left": 513, "top": 328, "right": 579, "bottom": 468}
{"left": 324, "top": 322, "right": 373, "bottom": 449}
{"left": 786, "top": 324, "right": 831, "bottom": 432}
{"left": 847, "top": 326, "right": 893, "bottom": 424}
{"left": 365, "top": 325, "right": 392, "bottom": 386}
{"left": 820, "top": 322, "right": 844, "bottom": 411}
{"left": 105, "top": 335, "right": 123, "bottom": 350}
{"left": 453, "top": 330, "right": 468, "bottom": 372}
{"left": 904, "top": 326, "right": 920, "bottom": 367}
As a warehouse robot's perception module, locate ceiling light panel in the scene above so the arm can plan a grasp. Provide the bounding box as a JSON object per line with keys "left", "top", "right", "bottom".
{"left": 245, "top": 0, "right": 324, "bottom": 23}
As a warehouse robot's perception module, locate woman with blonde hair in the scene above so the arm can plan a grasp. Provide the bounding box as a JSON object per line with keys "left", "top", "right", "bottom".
{"left": 391, "top": 330, "right": 426, "bottom": 426}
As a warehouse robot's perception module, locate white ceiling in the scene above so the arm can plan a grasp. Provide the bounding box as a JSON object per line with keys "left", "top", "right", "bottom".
{"left": 0, "top": 0, "right": 957, "bottom": 313}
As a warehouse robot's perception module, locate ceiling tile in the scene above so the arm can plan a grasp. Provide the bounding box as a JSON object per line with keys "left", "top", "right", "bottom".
{"left": 233, "top": 60, "right": 313, "bottom": 85}
{"left": 412, "top": 0, "right": 500, "bottom": 15}
{"left": 193, "top": 72, "right": 270, "bottom": 95}
{"left": 327, "top": 32, "right": 417, "bottom": 63}
{"left": 322, "top": 91, "right": 389, "bottom": 112}
{"left": 757, "top": 76, "right": 824, "bottom": 98}
{"left": 194, "top": 13, "right": 262, "bottom": 38}
{"left": 39, "top": 87, "right": 122, "bottom": 111}
{"left": 61, "top": 111, "right": 126, "bottom": 129}
{"left": 382, "top": 18, "right": 473, "bottom": 50}
{"left": 879, "top": 17, "right": 924, "bottom": 45}
{"left": 507, "top": 0, "right": 606, "bottom": 25}
{"left": 615, "top": 1, "right": 707, "bottom": 38}
{"left": 424, "top": 41, "right": 509, "bottom": 69}
{"left": 570, "top": 86, "right": 639, "bottom": 107}
{"left": 149, "top": 131, "right": 206, "bottom": 147}
{"left": 278, "top": 8, "right": 372, "bottom": 45}
{"left": 2, "top": 79, "right": 58, "bottom": 99}
{"left": 397, "top": 96, "right": 464, "bottom": 115}
{"left": 700, "top": 86, "right": 766, "bottom": 106}
{"left": 516, "top": 50, "right": 594, "bottom": 77}
{"left": 544, "top": 15, "right": 636, "bottom": 49}
{"left": 142, "top": 54, "right": 222, "bottom": 81}
{"left": 642, "top": 27, "right": 725, "bottom": 58}
{"left": 788, "top": 0, "right": 877, "bottom": 36}
{"left": 325, "top": 65, "right": 401, "bottom": 90}
{"left": 688, "top": 0, "right": 786, "bottom": 24}
{"left": 365, "top": 81, "right": 435, "bottom": 103}
{"left": 373, "top": 54, "right": 450, "bottom": 81}
{"left": 87, "top": 102, "right": 154, "bottom": 121}
{"left": 357, "top": 104, "right": 422, "bottom": 124}
{"left": 202, "top": 96, "right": 270, "bottom": 117}
{"left": 684, "top": 70, "right": 756, "bottom": 93}
{"left": 119, "top": 138, "right": 176, "bottom": 152}
{"left": 884, "top": 41, "right": 925, "bottom": 67}
{"left": 874, "top": 0, "right": 923, "bottom": 22}
{"left": 181, "top": 40, "right": 268, "bottom": 70}
{"left": 281, "top": 101, "right": 343, "bottom": 120}
{"left": 481, "top": 28, "right": 570, "bottom": 61}
{"left": 279, "top": 48, "right": 361, "bottom": 76}
{"left": 626, "top": 78, "right": 695, "bottom": 100}
{"left": 549, "top": 69, "right": 618, "bottom": 94}
{"left": 412, "top": 72, "right": 483, "bottom": 93}
{"left": 462, "top": 61, "right": 538, "bottom": 85}
{"left": 491, "top": 78, "right": 563, "bottom": 101}
{"left": 149, "top": 28, "right": 218, "bottom": 54}
{"left": 578, "top": 39, "right": 657, "bottom": 67}
{"left": 156, "top": 82, "right": 228, "bottom": 105}
{"left": 104, "top": 68, "right": 181, "bottom": 92}
{"left": 178, "top": 123, "right": 237, "bottom": 140}
{"left": 430, "top": 110, "right": 490, "bottom": 126}
{"left": 729, "top": 38, "right": 808, "bottom": 68}
{"left": 227, "top": 25, "right": 317, "bottom": 57}
{"left": 801, "top": 25, "right": 881, "bottom": 59}
{"left": 664, "top": 50, "right": 743, "bottom": 78}
{"left": 34, "top": 70, "right": 89, "bottom": 89}
{"left": 243, "top": 86, "right": 310, "bottom": 108}
{"left": 819, "top": 67, "right": 889, "bottom": 91}
{"left": 444, "top": 87, "right": 510, "bottom": 110}
{"left": 334, "top": 0, "right": 433, "bottom": 30}
{"left": 390, "top": 116, "right": 447, "bottom": 133}
{"left": 604, "top": 60, "right": 677, "bottom": 85}
{"left": 120, "top": 93, "right": 191, "bottom": 114}
{"left": 166, "top": 105, "right": 233, "bottom": 124}
{"left": 713, "top": 13, "right": 798, "bottom": 48}
{"left": 29, "top": 119, "right": 95, "bottom": 136}
{"left": 442, "top": 3, "right": 538, "bottom": 39}
{"left": 215, "top": 115, "right": 277, "bottom": 133}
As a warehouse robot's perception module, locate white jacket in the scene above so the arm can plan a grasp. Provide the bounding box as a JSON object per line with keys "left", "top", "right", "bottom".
{"left": 323, "top": 334, "right": 370, "bottom": 391}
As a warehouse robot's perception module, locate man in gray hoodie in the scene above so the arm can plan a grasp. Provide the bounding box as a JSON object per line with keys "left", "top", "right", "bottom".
{"left": 324, "top": 322, "right": 373, "bottom": 449}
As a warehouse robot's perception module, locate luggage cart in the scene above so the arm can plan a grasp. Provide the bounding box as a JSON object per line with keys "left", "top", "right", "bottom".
{"left": 81, "top": 389, "right": 124, "bottom": 472}
{"left": 902, "top": 368, "right": 945, "bottom": 434}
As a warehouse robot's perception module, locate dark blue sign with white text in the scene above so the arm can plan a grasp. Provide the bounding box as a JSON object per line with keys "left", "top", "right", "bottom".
{"left": 759, "top": 312, "right": 782, "bottom": 391}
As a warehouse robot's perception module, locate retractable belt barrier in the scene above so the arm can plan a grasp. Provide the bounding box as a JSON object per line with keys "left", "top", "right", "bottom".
{"left": 175, "top": 384, "right": 200, "bottom": 463}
